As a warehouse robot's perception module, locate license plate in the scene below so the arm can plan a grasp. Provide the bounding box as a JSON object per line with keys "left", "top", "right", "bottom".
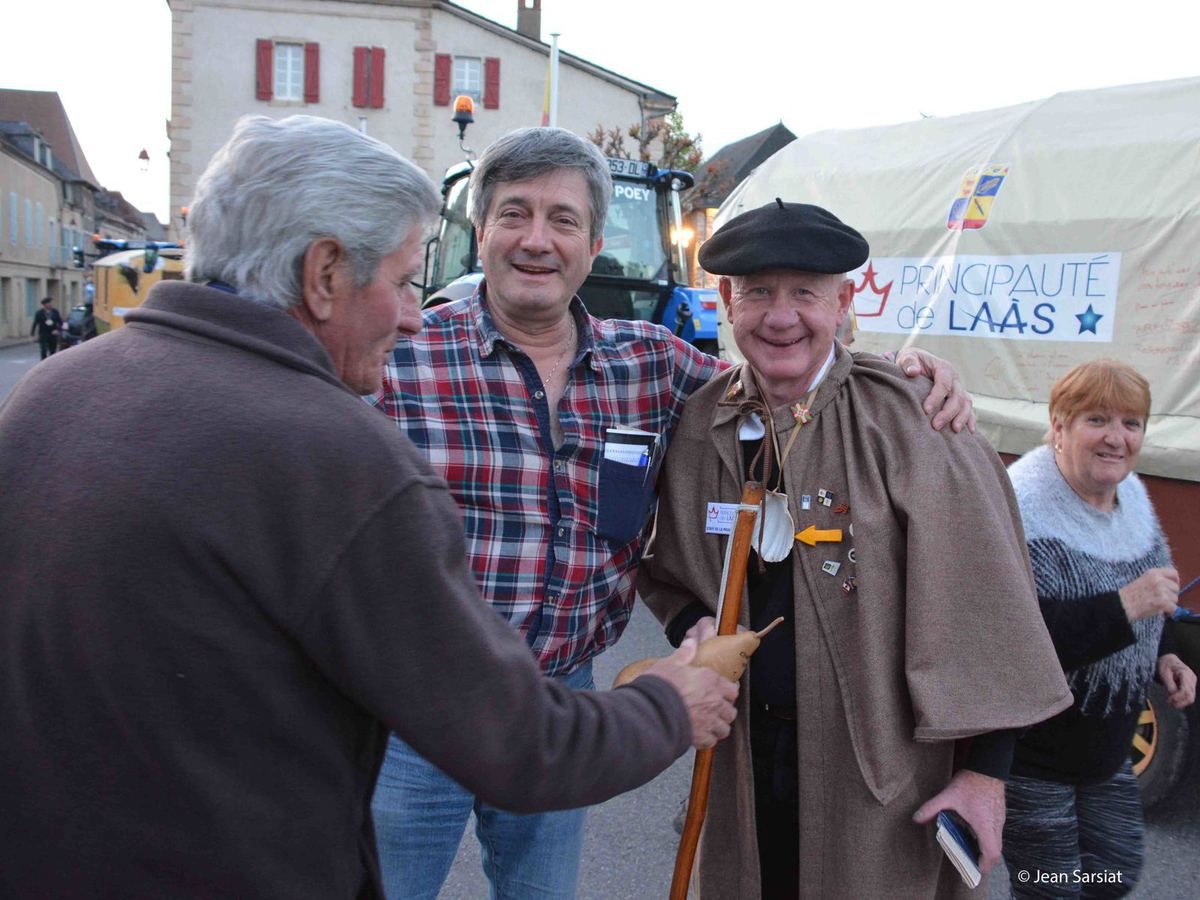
{"left": 607, "top": 158, "right": 650, "bottom": 178}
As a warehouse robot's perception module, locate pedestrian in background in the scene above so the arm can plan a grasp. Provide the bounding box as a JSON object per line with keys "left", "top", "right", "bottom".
{"left": 31, "top": 296, "right": 62, "bottom": 358}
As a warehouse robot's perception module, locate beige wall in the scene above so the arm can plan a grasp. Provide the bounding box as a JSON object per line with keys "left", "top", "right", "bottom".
{"left": 0, "top": 147, "right": 85, "bottom": 338}
{"left": 427, "top": 9, "right": 650, "bottom": 170}
{"left": 1, "top": 149, "right": 60, "bottom": 267}
{"left": 173, "top": 0, "right": 424, "bottom": 230}
{"left": 172, "top": 0, "right": 665, "bottom": 233}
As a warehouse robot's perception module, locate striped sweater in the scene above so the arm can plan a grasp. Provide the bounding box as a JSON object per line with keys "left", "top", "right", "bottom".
{"left": 1008, "top": 444, "right": 1171, "bottom": 782}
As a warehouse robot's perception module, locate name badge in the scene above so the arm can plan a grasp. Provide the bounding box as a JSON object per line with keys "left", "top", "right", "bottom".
{"left": 704, "top": 502, "right": 739, "bottom": 535}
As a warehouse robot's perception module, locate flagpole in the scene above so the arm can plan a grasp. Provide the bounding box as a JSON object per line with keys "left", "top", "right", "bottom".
{"left": 548, "top": 33, "right": 560, "bottom": 128}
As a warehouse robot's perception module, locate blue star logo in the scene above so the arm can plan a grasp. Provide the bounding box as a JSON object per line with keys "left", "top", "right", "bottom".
{"left": 1076, "top": 304, "right": 1103, "bottom": 335}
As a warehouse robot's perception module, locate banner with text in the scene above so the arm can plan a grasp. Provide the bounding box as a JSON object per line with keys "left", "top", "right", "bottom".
{"left": 851, "top": 252, "right": 1120, "bottom": 342}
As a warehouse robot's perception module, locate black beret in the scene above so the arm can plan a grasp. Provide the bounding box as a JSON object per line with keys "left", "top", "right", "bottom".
{"left": 699, "top": 198, "right": 869, "bottom": 276}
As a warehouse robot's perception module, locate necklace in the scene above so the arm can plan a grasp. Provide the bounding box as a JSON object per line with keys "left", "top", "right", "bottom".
{"left": 538, "top": 321, "right": 577, "bottom": 386}
{"left": 774, "top": 383, "right": 821, "bottom": 477}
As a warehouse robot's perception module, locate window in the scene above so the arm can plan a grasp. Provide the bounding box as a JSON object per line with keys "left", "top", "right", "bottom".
{"left": 274, "top": 43, "right": 304, "bottom": 101}
{"left": 453, "top": 57, "right": 481, "bottom": 102}
{"left": 25, "top": 199, "right": 33, "bottom": 247}
{"left": 256, "top": 39, "right": 319, "bottom": 103}
{"left": 9, "top": 193, "right": 17, "bottom": 244}
{"left": 434, "top": 54, "right": 500, "bottom": 108}
{"left": 352, "top": 46, "right": 386, "bottom": 108}
{"left": 36, "top": 202, "right": 44, "bottom": 248}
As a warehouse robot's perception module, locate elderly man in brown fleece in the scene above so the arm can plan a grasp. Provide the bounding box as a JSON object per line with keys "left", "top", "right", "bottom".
{"left": 0, "top": 114, "right": 739, "bottom": 899}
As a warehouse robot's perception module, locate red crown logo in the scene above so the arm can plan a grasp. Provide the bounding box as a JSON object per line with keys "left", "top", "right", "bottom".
{"left": 853, "top": 263, "right": 894, "bottom": 318}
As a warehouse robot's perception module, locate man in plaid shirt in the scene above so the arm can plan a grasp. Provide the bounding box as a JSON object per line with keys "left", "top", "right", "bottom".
{"left": 369, "top": 127, "right": 974, "bottom": 899}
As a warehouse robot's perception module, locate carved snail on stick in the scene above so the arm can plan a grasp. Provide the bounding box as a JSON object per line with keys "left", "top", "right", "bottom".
{"left": 612, "top": 617, "right": 785, "bottom": 687}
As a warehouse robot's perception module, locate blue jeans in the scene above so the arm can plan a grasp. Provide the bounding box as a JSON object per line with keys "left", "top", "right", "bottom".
{"left": 371, "top": 661, "right": 593, "bottom": 900}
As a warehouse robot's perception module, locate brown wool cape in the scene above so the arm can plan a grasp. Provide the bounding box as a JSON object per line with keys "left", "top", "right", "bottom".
{"left": 638, "top": 349, "right": 1072, "bottom": 899}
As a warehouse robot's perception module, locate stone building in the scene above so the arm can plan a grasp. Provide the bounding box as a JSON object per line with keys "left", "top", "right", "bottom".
{"left": 0, "top": 90, "right": 153, "bottom": 340}
{"left": 96, "top": 190, "right": 152, "bottom": 243}
{"left": 168, "top": 0, "right": 677, "bottom": 233}
{"left": 0, "top": 91, "right": 107, "bottom": 339}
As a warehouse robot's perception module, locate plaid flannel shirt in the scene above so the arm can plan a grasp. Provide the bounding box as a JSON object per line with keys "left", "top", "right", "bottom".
{"left": 373, "top": 286, "right": 724, "bottom": 675}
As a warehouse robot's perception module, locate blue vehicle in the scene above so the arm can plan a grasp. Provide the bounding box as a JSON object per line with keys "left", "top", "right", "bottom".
{"left": 422, "top": 154, "right": 719, "bottom": 352}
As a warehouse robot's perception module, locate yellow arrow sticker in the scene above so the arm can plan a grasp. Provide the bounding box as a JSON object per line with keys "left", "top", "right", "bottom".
{"left": 794, "top": 525, "right": 843, "bottom": 546}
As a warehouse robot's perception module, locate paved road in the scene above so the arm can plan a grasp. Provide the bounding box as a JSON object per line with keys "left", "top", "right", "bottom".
{"left": 441, "top": 604, "right": 1199, "bottom": 899}
{"left": 0, "top": 341, "right": 41, "bottom": 401}
{"left": 3, "top": 342, "right": 1194, "bottom": 898}
{"left": 439, "top": 601, "right": 691, "bottom": 900}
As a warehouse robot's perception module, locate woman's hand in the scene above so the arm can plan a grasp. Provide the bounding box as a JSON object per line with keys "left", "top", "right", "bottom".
{"left": 1158, "top": 653, "right": 1197, "bottom": 709}
{"left": 1118, "top": 567, "right": 1179, "bottom": 622}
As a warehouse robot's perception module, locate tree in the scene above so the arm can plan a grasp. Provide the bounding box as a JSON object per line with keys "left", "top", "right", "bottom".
{"left": 587, "top": 124, "right": 630, "bottom": 160}
{"left": 588, "top": 111, "right": 703, "bottom": 171}
{"left": 652, "top": 111, "right": 703, "bottom": 172}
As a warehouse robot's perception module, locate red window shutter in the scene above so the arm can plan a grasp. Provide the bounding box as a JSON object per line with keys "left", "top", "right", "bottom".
{"left": 255, "top": 39, "right": 273, "bottom": 100}
{"left": 369, "top": 47, "right": 386, "bottom": 108}
{"left": 352, "top": 46, "right": 368, "bottom": 107}
{"left": 434, "top": 53, "right": 451, "bottom": 106}
{"left": 304, "top": 42, "right": 320, "bottom": 103}
{"left": 484, "top": 57, "right": 500, "bottom": 109}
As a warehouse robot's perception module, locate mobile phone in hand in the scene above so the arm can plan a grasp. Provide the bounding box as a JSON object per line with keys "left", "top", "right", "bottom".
{"left": 936, "top": 810, "right": 982, "bottom": 888}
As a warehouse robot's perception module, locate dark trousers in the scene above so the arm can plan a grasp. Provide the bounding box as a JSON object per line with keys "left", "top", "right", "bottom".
{"left": 751, "top": 708, "right": 800, "bottom": 900}
{"left": 38, "top": 335, "right": 58, "bottom": 359}
{"left": 1003, "top": 762, "right": 1144, "bottom": 898}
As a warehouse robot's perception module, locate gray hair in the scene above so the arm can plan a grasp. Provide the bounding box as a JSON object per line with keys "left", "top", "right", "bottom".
{"left": 469, "top": 127, "right": 611, "bottom": 243}
{"left": 186, "top": 115, "right": 440, "bottom": 309}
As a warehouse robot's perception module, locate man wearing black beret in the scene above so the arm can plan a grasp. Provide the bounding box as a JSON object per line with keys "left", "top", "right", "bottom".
{"left": 698, "top": 198, "right": 870, "bottom": 276}
{"left": 639, "top": 200, "right": 1072, "bottom": 899}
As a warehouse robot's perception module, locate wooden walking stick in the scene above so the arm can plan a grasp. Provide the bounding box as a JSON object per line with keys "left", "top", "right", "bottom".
{"left": 670, "top": 480, "right": 764, "bottom": 900}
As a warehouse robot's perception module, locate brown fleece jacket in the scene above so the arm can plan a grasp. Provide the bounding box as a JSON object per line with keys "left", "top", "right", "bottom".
{"left": 0, "top": 281, "right": 690, "bottom": 899}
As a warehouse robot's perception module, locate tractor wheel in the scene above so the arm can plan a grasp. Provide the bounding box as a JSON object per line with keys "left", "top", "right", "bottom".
{"left": 1133, "top": 681, "right": 1190, "bottom": 809}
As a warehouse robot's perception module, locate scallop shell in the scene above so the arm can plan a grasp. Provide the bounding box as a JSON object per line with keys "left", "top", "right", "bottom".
{"left": 754, "top": 490, "right": 796, "bottom": 562}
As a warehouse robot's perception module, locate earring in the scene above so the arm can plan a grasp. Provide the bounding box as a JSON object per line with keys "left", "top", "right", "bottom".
{"left": 1054, "top": 442, "right": 1062, "bottom": 453}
